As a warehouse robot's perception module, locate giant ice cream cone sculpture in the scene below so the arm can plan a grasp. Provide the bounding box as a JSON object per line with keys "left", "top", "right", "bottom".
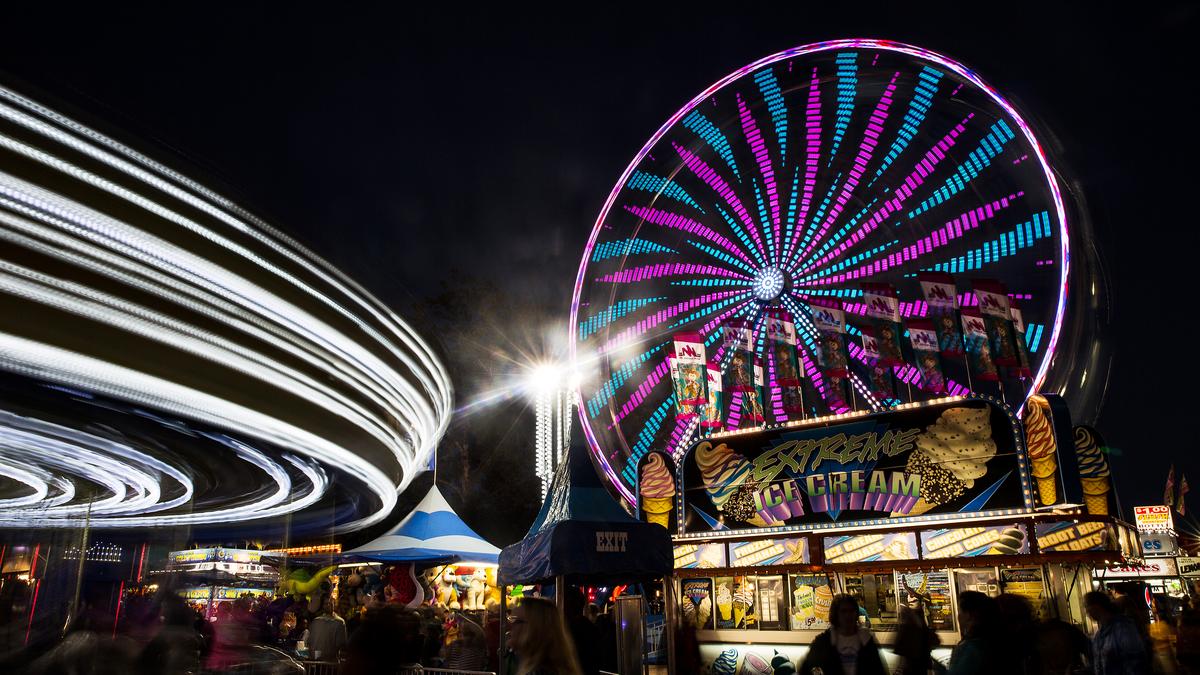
{"left": 639, "top": 453, "right": 676, "bottom": 529}
{"left": 1023, "top": 395, "right": 1059, "bottom": 505}
{"left": 1074, "top": 426, "right": 1111, "bottom": 515}
{"left": 694, "top": 441, "right": 767, "bottom": 526}
{"left": 893, "top": 407, "right": 997, "bottom": 516}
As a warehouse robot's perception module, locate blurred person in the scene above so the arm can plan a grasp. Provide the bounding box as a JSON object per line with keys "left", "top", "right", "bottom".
{"left": 996, "top": 593, "right": 1037, "bottom": 674}
{"left": 799, "top": 594, "right": 887, "bottom": 675}
{"left": 484, "top": 601, "right": 503, "bottom": 672}
{"left": 442, "top": 614, "right": 488, "bottom": 670}
{"left": 510, "top": 596, "right": 584, "bottom": 675}
{"left": 1034, "top": 614, "right": 1090, "bottom": 675}
{"left": 135, "top": 594, "right": 201, "bottom": 675}
{"left": 1086, "top": 591, "right": 1149, "bottom": 675}
{"left": 342, "top": 605, "right": 424, "bottom": 675}
{"left": 893, "top": 603, "right": 939, "bottom": 675}
{"left": 949, "top": 591, "right": 1009, "bottom": 675}
{"left": 306, "top": 595, "right": 348, "bottom": 661}
{"left": 595, "top": 609, "right": 618, "bottom": 672}
{"left": 585, "top": 603, "right": 600, "bottom": 623}
{"left": 1178, "top": 595, "right": 1200, "bottom": 674}
{"left": 563, "top": 587, "right": 600, "bottom": 675}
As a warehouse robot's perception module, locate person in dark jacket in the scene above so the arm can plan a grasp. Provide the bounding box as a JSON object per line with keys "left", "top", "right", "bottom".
{"left": 1086, "top": 591, "right": 1149, "bottom": 675}
{"left": 800, "top": 594, "right": 887, "bottom": 675}
{"left": 949, "top": 591, "right": 1011, "bottom": 675}
{"left": 893, "top": 603, "right": 939, "bottom": 675}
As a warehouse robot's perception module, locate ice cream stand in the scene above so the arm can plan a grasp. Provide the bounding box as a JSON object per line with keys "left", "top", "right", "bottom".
{"left": 643, "top": 395, "right": 1135, "bottom": 673}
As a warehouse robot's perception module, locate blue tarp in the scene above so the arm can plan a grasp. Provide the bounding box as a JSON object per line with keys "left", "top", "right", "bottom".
{"left": 342, "top": 486, "right": 500, "bottom": 564}
{"left": 498, "top": 447, "right": 672, "bottom": 586}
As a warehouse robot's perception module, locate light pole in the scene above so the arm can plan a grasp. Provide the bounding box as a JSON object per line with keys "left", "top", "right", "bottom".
{"left": 528, "top": 364, "right": 576, "bottom": 500}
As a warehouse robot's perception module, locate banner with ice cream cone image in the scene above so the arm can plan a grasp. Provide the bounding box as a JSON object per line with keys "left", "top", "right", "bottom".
{"left": 1073, "top": 425, "right": 1112, "bottom": 516}
{"left": 637, "top": 452, "right": 677, "bottom": 531}
{"left": 681, "top": 397, "right": 1030, "bottom": 534}
{"left": 1023, "top": 394, "right": 1061, "bottom": 506}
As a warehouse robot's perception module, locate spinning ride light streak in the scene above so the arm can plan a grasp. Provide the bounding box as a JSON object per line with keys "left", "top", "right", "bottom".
{"left": 570, "top": 40, "right": 1072, "bottom": 504}
{"left": 0, "top": 85, "right": 452, "bottom": 531}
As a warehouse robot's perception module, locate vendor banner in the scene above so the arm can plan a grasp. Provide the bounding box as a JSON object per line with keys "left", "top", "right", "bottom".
{"left": 728, "top": 537, "right": 809, "bottom": 567}
{"left": 1009, "top": 301, "right": 1033, "bottom": 379}
{"left": 862, "top": 284, "right": 904, "bottom": 366}
{"left": 667, "top": 350, "right": 696, "bottom": 420}
{"left": 672, "top": 333, "right": 708, "bottom": 407}
{"left": 681, "top": 398, "right": 1029, "bottom": 534}
{"left": 961, "top": 308, "right": 1000, "bottom": 381}
{"left": 823, "top": 532, "right": 919, "bottom": 564}
{"left": 908, "top": 319, "right": 946, "bottom": 393}
{"left": 972, "top": 280, "right": 1020, "bottom": 368}
{"left": 740, "top": 364, "right": 765, "bottom": 425}
{"left": 767, "top": 310, "right": 806, "bottom": 416}
{"left": 920, "top": 524, "right": 1029, "bottom": 559}
{"left": 861, "top": 335, "right": 896, "bottom": 401}
{"left": 809, "top": 301, "right": 849, "bottom": 377}
{"left": 700, "top": 364, "right": 723, "bottom": 429}
{"left": 1034, "top": 521, "right": 1117, "bottom": 553}
{"left": 920, "top": 272, "right": 964, "bottom": 356}
{"left": 724, "top": 322, "right": 756, "bottom": 393}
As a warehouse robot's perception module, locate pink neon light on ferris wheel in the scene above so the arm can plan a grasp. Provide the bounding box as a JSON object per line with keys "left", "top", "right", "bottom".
{"left": 570, "top": 39, "right": 1071, "bottom": 504}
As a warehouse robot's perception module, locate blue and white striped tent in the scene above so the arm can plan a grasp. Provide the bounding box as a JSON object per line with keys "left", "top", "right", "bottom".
{"left": 343, "top": 486, "right": 500, "bottom": 564}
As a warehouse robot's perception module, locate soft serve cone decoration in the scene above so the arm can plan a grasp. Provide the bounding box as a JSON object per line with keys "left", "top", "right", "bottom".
{"left": 638, "top": 453, "right": 676, "bottom": 529}
{"left": 1023, "top": 395, "right": 1059, "bottom": 505}
{"left": 894, "top": 407, "right": 996, "bottom": 516}
{"left": 1074, "top": 426, "right": 1111, "bottom": 516}
{"left": 694, "top": 441, "right": 767, "bottom": 526}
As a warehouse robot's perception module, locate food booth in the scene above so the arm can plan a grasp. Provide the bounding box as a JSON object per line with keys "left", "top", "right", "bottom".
{"left": 639, "top": 395, "right": 1135, "bottom": 672}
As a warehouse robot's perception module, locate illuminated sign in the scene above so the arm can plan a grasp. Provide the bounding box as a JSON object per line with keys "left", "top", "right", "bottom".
{"left": 674, "top": 543, "right": 727, "bottom": 569}
{"left": 1138, "top": 532, "right": 1179, "bottom": 557}
{"left": 681, "top": 398, "right": 1028, "bottom": 534}
{"left": 1134, "top": 505, "right": 1175, "bottom": 533}
{"left": 266, "top": 544, "right": 342, "bottom": 556}
{"left": 1177, "top": 557, "right": 1200, "bottom": 577}
{"left": 919, "top": 524, "right": 1028, "bottom": 559}
{"left": 1034, "top": 521, "right": 1115, "bottom": 553}
{"left": 728, "top": 538, "right": 808, "bottom": 567}
{"left": 823, "top": 532, "right": 918, "bottom": 564}
{"left": 1099, "top": 559, "right": 1178, "bottom": 579}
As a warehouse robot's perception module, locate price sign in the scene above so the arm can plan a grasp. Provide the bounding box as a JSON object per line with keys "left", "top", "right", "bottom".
{"left": 1134, "top": 505, "right": 1175, "bottom": 533}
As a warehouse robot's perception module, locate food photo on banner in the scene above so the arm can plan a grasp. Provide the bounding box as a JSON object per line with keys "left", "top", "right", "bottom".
{"left": 680, "top": 397, "right": 1030, "bottom": 534}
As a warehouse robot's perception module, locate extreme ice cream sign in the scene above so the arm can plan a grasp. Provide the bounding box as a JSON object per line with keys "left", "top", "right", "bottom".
{"left": 681, "top": 399, "right": 1026, "bottom": 534}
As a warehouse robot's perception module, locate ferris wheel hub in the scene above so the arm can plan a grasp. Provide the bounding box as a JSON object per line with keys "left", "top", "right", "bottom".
{"left": 752, "top": 266, "right": 786, "bottom": 303}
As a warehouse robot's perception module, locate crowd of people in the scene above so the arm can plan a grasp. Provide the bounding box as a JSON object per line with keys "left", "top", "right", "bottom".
{"left": 13, "top": 582, "right": 1200, "bottom": 674}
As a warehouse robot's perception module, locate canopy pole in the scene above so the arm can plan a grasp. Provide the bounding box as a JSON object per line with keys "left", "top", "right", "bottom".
{"left": 556, "top": 575, "right": 565, "bottom": 614}
{"left": 663, "top": 576, "right": 677, "bottom": 675}
{"left": 499, "top": 588, "right": 509, "bottom": 675}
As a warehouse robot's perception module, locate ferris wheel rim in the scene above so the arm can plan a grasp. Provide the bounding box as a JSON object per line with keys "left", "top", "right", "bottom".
{"left": 569, "top": 38, "right": 1071, "bottom": 504}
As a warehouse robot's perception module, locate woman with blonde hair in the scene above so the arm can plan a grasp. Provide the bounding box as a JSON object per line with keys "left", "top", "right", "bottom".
{"left": 510, "top": 596, "right": 584, "bottom": 675}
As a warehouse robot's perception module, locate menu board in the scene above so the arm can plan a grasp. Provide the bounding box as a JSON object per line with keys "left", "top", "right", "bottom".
{"left": 789, "top": 574, "right": 833, "bottom": 630}
{"left": 1000, "top": 567, "right": 1045, "bottom": 616}
{"left": 1035, "top": 521, "right": 1116, "bottom": 553}
{"left": 824, "top": 532, "right": 919, "bottom": 564}
{"left": 681, "top": 579, "right": 714, "bottom": 630}
{"left": 729, "top": 537, "right": 808, "bottom": 567}
{"left": 897, "top": 571, "right": 955, "bottom": 631}
{"left": 757, "top": 575, "right": 786, "bottom": 631}
{"left": 674, "top": 542, "right": 727, "bottom": 569}
{"left": 920, "top": 524, "right": 1028, "bottom": 559}
{"left": 682, "top": 398, "right": 1029, "bottom": 535}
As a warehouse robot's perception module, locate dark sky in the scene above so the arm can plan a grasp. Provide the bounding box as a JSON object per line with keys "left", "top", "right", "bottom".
{"left": 4, "top": 4, "right": 1199, "bottom": 542}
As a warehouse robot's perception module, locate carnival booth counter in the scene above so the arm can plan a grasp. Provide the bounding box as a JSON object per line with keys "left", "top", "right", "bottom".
{"left": 641, "top": 395, "right": 1134, "bottom": 673}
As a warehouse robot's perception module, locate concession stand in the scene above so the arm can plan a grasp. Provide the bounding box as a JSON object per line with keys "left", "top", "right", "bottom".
{"left": 639, "top": 395, "right": 1136, "bottom": 673}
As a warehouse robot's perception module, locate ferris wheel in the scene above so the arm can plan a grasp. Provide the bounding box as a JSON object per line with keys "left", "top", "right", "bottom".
{"left": 570, "top": 40, "right": 1071, "bottom": 504}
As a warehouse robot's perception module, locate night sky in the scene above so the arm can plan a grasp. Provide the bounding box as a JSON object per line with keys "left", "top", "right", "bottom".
{"left": 4, "top": 4, "right": 1198, "bottom": 545}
